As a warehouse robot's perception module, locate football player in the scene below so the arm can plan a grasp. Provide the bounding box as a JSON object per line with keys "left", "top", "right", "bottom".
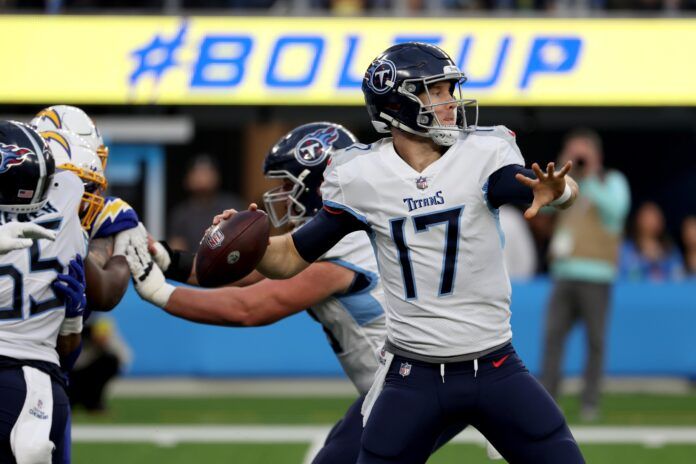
{"left": 32, "top": 107, "right": 141, "bottom": 464}
{"left": 32, "top": 106, "right": 139, "bottom": 313}
{"left": 125, "top": 123, "right": 387, "bottom": 464}
{"left": 0, "top": 121, "right": 87, "bottom": 464}
{"left": 212, "top": 43, "right": 583, "bottom": 463}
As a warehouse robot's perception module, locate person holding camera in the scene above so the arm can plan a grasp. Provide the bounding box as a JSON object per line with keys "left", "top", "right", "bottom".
{"left": 540, "top": 128, "right": 630, "bottom": 421}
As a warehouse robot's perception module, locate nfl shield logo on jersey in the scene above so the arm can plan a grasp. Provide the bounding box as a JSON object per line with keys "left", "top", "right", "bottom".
{"left": 399, "top": 362, "right": 412, "bottom": 378}
{"left": 416, "top": 176, "right": 428, "bottom": 190}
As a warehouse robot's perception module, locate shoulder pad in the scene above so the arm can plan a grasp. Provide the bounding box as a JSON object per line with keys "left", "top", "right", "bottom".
{"left": 474, "top": 125, "right": 517, "bottom": 144}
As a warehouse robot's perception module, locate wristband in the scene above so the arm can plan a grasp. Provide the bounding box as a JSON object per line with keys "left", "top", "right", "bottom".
{"left": 151, "top": 282, "right": 176, "bottom": 308}
{"left": 550, "top": 183, "right": 572, "bottom": 207}
{"left": 160, "top": 241, "right": 195, "bottom": 283}
{"left": 59, "top": 316, "right": 83, "bottom": 336}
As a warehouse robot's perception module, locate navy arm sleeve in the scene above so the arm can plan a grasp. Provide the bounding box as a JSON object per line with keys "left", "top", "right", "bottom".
{"left": 486, "top": 165, "right": 536, "bottom": 209}
{"left": 291, "top": 207, "right": 369, "bottom": 263}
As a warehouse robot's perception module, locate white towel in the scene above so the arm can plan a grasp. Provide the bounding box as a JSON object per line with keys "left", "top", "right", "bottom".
{"left": 361, "top": 348, "right": 394, "bottom": 426}
{"left": 10, "top": 366, "right": 55, "bottom": 464}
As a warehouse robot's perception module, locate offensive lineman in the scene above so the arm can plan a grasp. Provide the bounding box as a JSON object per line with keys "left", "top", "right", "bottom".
{"left": 213, "top": 43, "right": 584, "bottom": 463}
{"left": 0, "top": 121, "right": 87, "bottom": 463}
{"left": 125, "top": 123, "right": 387, "bottom": 464}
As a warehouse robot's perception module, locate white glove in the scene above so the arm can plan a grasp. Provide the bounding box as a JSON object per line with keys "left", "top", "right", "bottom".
{"left": 125, "top": 241, "right": 175, "bottom": 308}
{"left": 150, "top": 240, "right": 171, "bottom": 272}
{"left": 0, "top": 222, "right": 56, "bottom": 255}
{"left": 113, "top": 222, "right": 149, "bottom": 257}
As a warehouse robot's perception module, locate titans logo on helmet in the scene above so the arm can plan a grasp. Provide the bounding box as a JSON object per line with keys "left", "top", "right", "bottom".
{"left": 294, "top": 126, "right": 339, "bottom": 167}
{"left": 0, "top": 143, "right": 32, "bottom": 174}
{"left": 367, "top": 59, "right": 396, "bottom": 95}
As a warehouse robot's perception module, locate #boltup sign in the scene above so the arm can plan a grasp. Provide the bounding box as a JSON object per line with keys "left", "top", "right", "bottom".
{"left": 2, "top": 16, "right": 695, "bottom": 106}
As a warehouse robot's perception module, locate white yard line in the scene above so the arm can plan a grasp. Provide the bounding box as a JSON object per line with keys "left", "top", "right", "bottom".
{"left": 72, "top": 425, "right": 696, "bottom": 446}
{"left": 108, "top": 377, "right": 693, "bottom": 398}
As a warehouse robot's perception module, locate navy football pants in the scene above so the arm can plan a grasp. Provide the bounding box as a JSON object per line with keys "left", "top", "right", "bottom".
{"left": 358, "top": 344, "right": 584, "bottom": 464}
{"left": 0, "top": 368, "right": 70, "bottom": 464}
{"left": 313, "top": 394, "right": 462, "bottom": 464}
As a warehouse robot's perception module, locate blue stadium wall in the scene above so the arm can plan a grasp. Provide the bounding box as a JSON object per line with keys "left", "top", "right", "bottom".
{"left": 112, "top": 280, "right": 696, "bottom": 378}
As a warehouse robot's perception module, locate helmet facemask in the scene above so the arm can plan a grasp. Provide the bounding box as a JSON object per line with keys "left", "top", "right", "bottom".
{"left": 97, "top": 144, "right": 109, "bottom": 171}
{"left": 262, "top": 169, "right": 311, "bottom": 228}
{"left": 58, "top": 162, "right": 107, "bottom": 231}
{"left": 388, "top": 67, "right": 477, "bottom": 147}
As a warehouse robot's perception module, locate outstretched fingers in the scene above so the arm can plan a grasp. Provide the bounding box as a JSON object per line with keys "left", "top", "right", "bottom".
{"left": 556, "top": 160, "right": 573, "bottom": 178}
{"left": 515, "top": 172, "right": 536, "bottom": 188}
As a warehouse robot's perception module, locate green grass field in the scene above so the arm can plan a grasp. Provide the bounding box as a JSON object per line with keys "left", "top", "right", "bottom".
{"left": 71, "top": 392, "right": 696, "bottom": 463}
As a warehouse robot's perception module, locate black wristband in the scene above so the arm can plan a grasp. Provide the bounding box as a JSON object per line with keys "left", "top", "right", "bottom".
{"left": 160, "top": 240, "right": 195, "bottom": 283}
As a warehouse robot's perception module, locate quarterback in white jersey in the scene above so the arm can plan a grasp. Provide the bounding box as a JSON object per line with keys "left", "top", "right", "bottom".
{"left": 243, "top": 43, "right": 584, "bottom": 463}
{"left": 322, "top": 126, "right": 526, "bottom": 358}
{"left": 0, "top": 121, "right": 87, "bottom": 464}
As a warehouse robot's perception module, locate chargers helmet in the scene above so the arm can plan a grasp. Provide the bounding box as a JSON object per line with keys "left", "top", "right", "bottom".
{"left": 362, "top": 42, "right": 477, "bottom": 147}
{"left": 0, "top": 121, "right": 55, "bottom": 214}
{"left": 262, "top": 122, "right": 357, "bottom": 228}
{"left": 31, "top": 105, "right": 108, "bottom": 170}
{"left": 41, "top": 129, "right": 106, "bottom": 230}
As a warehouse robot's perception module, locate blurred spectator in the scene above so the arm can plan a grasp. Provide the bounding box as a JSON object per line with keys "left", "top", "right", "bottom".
{"left": 527, "top": 212, "right": 556, "bottom": 274}
{"left": 682, "top": 215, "right": 696, "bottom": 275}
{"left": 499, "top": 205, "right": 537, "bottom": 279}
{"left": 168, "top": 154, "right": 246, "bottom": 251}
{"left": 69, "top": 315, "right": 132, "bottom": 412}
{"left": 618, "top": 202, "right": 685, "bottom": 281}
{"left": 540, "top": 128, "right": 630, "bottom": 422}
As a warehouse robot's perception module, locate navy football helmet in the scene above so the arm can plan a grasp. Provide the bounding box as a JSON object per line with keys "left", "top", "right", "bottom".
{"left": 263, "top": 122, "right": 357, "bottom": 227}
{"left": 0, "top": 121, "right": 55, "bottom": 214}
{"left": 362, "top": 42, "right": 478, "bottom": 146}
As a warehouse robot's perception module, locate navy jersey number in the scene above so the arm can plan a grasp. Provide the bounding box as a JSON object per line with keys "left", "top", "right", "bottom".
{"left": 390, "top": 206, "right": 464, "bottom": 299}
{"left": 0, "top": 219, "right": 64, "bottom": 320}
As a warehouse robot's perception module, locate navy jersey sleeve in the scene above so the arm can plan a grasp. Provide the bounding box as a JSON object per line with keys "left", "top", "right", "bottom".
{"left": 291, "top": 206, "right": 369, "bottom": 263}
{"left": 486, "top": 165, "right": 535, "bottom": 209}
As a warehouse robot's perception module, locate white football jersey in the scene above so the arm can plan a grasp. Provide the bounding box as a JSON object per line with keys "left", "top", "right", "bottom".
{"left": 310, "top": 231, "right": 386, "bottom": 395}
{"left": 0, "top": 171, "right": 88, "bottom": 365}
{"left": 321, "top": 126, "right": 524, "bottom": 358}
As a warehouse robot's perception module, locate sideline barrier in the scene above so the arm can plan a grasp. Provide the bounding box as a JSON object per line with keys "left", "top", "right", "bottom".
{"left": 113, "top": 279, "right": 696, "bottom": 377}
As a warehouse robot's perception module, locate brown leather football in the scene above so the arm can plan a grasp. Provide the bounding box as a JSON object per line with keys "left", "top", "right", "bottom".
{"left": 195, "top": 210, "right": 270, "bottom": 288}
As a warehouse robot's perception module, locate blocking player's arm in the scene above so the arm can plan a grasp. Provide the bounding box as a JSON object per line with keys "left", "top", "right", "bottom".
{"left": 256, "top": 207, "right": 367, "bottom": 279}
{"left": 85, "top": 236, "right": 130, "bottom": 311}
{"left": 163, "top": 261, "right": 355, "bottom": 327}
{"left": 487, "top": 162, "right": 578, "bottom": 219}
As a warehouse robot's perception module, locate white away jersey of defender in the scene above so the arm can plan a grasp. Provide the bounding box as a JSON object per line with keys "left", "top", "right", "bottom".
{"left": 321, "top": 126, "right": 524, "bottom": 357}
{"left": 0, "top": 171, "right": 88, "bottom": 365}
{"left": 310, "top": 230, "right": 386, "bottom": 395}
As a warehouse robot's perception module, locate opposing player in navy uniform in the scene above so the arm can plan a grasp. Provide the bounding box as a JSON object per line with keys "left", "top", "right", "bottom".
{"left": 0, "top": 121, "right": 87, "bottom": 464}
{"left": 215, "top": 43, "right": 584, "bottom": 463}
{"left": 125, "top": 123, "right": 387, "bottom": 464}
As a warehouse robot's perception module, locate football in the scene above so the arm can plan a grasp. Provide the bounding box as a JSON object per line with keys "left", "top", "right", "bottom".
{"left": 195, "top": 210, "right": 270, "bottom": 288}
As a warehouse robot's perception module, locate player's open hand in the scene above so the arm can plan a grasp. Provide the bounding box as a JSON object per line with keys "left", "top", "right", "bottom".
{"left": 515, "top": 161, "right": 573, "bottom": 219}
{"left": 0, "top": 222, "right": 56, "bottom": 255}
{"left": 212, "top": 203, "right": 259, "bottom": 226}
